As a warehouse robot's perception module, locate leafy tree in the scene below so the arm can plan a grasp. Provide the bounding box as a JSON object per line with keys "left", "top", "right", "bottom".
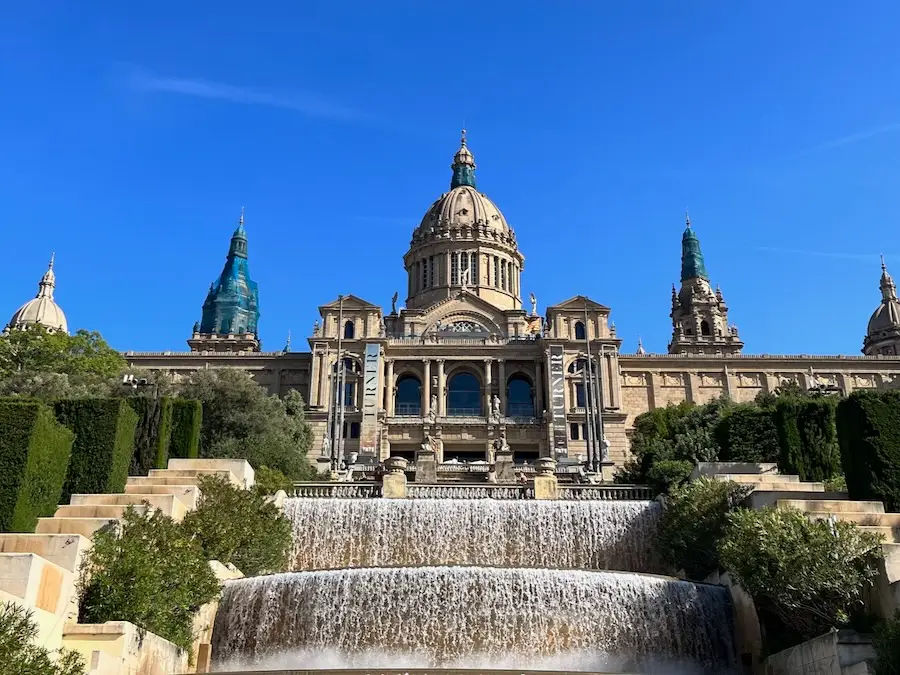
{"left": 657, "top": 477, "right": 751, "bottom": 579}
{"left": 181, "top": 475, "right": 292, "bottom": 576}
{"left": 254, "top": 466, "right": 294, "bottom": 495}
{"left": 0, "top": 326, "right": 124, "bottom": 381}
{"left": 719, "top": 506, "right": 883, "bottom": 647}
{"left": 0, "top": 601, "right": 85, "bottom": 675}
{"left": 178, "top": 369, "right": 316, "bottom": 479}
{"left": 874, "top": 612, "right": 900, "bottom": 675}
{"left": 78, "top": 507, "right": 220, "bottom": 652}
{"left": 645, "top": 459, "right": 693, "bottom": 494}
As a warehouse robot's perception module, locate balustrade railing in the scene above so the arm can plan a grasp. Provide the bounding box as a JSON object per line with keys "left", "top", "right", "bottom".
{"left": 408, "top": 484, "right": 532, "bottom": 499}
{"left": 558, "top": 484, "right": 655, "bottom": 501}
{"left": 287, "top": 481, "right": 653, "bottom": 501}
{"left": 289, "top": 483, "right": 382, "bottom": 498}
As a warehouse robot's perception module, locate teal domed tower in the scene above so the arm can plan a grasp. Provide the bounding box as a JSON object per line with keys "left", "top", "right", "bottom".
{"left": 188, "top": 210, "right": 261, "bottom": 352}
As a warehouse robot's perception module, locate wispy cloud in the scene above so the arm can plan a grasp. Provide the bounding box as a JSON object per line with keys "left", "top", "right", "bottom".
{"left": 755, "top": 246, "right": 888, "bottom": 262}
{"left": 127, "top": 69, "right": 363, "bottom": 122}
{"left": 812, "top": 123, "right": 900, "bottom": 151}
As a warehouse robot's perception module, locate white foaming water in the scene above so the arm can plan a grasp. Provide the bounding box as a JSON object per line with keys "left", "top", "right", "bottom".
{"left": 211, "top": 566, "right": 737, "bottom": 674}
{"left": 284, "top": 498, "right": 662, "bottom": 573}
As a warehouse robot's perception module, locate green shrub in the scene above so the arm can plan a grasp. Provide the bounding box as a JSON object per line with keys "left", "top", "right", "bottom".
{"left": 169, "top": 399, "right": 201, "bottom": 460}
{"left": 182, "top": 475, "right": 292, "bottom": 576}
{"left": 657, "top": 477, "right": 751, "bottom": 580}
{"left": 78, "top": 507, "right": 220, "bottom": 653}
{"left": 55, "top": 399, "right": 138, "bottom": 502}
{"left": 775, "top": 396, "right": 841, "bottom": 481}
{"left": 254, "top": 466, "right": 294, "bottom": 495}
{"left": 837, "top": 390, "right": 900, "bottom": 511}
{"left": 719, "top": 506, "right": 883, "bottom": 647}
{"left": 0, "top": 601, "right": 86, "bottom": 675}
{"left": 645, "top": 459, "right": 693, "bottom": 494}
{"left": 126, "top": 397, "right": 174, "bottom": 476}
{"left": 874, "top": 612, "right": 900, "bottom": 675}
{"left": 0, "top": 400, "right": 74, "bottom": 532}
{"left": 714, "top": 405, "right": 780, "bottom": 463}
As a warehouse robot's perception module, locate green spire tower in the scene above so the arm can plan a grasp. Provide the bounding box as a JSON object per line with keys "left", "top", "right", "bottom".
{"left": 680, "top": 212, "right": 709, "bottom": 282}
{"left": 450, "top": 129, "right": 477, "bottom": 189}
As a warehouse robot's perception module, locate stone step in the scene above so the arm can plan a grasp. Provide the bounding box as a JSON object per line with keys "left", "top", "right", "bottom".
{"left": 35, "top": 518, "right": 119, "bottom": 539}
{"left": 123, "top": 484, "right": 200, "bottom": 509}
{"left": 858, "top": 526, "right": 900, "bottom": 544}
{"left": 881, "top": 543, "right": 900, "bottom": 584}
{"left": 0, "top": 534, "right": 91, "bottom": 573}
{"left": 714, "top": 473, "right": 800, "bottom": 483}
{"left": 147, "top": 468, "right": 240, "bottom": 486}
{"left": 776, "top": 499, "right": 885, "bottom": 514}
{"left": 746, "top": 491, "right": 848, "bottom": 509}
{"left": 730, "top": 480, "right": 826, "bottom": 492}
{"left": 54, "top": 497, "right": 187, "bottom": 522}
{"left": 126, "top": 475, "right": 209, "bottom": 488}
{"left": 806, "top": 511, "right": 900, "bottom": 528}
{"left": 693, "top": 462, "right": 780, "bottom": 478}
{"left": 0, "top": 552, "right": 74, "bottom": 617}
{"left": 68, "top": 493, "right": 186, "bottom": 513}
{"left": 167, "top": 458, "right": 254, "bottom": 488}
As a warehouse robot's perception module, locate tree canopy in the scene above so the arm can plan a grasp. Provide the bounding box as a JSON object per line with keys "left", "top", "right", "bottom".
{"left": 0, "top": 601, "right": 85, "bottom": 675}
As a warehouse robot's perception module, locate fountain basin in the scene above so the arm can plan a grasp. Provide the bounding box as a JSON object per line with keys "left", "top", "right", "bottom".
{"left": 211, "top": 566, "right": 736, "bottom": 674}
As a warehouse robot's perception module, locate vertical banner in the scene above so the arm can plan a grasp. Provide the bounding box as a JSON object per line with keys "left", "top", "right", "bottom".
{"left": 360, "top": 343, "right": 380, "bottom": 456}
{"left": 549, "top": 344, "right": 568, "bottom": 458}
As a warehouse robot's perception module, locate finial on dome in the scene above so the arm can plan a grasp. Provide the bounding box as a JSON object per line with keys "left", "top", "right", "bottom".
{"left": 685, "top": 209, "right": 691, "bottom": 228}
{"left": 882, "top": 253, "right": 887, "bottom": 271}
{"left": 284, "top": 329, "right": 292, "bottom": 353}
{"left": 48, "top": 252, "right": 55, "bottom": 269}
{"left": 451, "top": 129, "right": 477, "bottom": 189}
{"left": 239, "top": 206, "right": 245, "bottom": 227}
{"left": 637, "top": 337, "right": 646, "bottom": 355}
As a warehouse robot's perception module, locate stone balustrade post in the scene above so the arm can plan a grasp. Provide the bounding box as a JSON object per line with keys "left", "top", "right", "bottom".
{"left": 382, "top": 456, "right": 408, "bottom": 498}
{"left": 533, "top": 457, "right": 559, "bottom": 499}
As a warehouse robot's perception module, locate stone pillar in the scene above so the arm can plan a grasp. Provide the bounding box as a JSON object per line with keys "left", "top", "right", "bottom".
{"left": 385, "top": 359, "right": 395, "bottom": 416}
{"left": 494, "top": 440, "right": 514, "bottom": 482}
{"left": 445, "top": 250, "right": 451, "bottom": 286}
{"left": 484, "top": 358, "right": 493, "bottom": 416}
{"left": 382, "top": 456, "right": 408, "bottom": 498}
{"left": 533, "top": 457, "right": 559, "bottom": 499}
{"left": 196, "top": 644, "right": 212, "bottom": 673}
{"left": 534, "top": 357, "right": 544, "bottom": 415}
{"left": 686, "top": 372, "right": 700, "bottom": 403}
{"left": 723, "top": 365, "right": 735, "bottom": 400}
{"left": 498, "top": 359, "right": 507, "bottom": 415}
{"left": 423, "top": 359, "right": 431, "bottom": 417}
{"left": 437, "top": 359, "right": 446, "bottom": 416}
{"left": 838, "top": 372, "right": 853, "bottom": 395}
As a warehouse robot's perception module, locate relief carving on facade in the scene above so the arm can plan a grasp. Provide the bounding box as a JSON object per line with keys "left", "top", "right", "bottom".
{"left": 698, "top": 372, "right": 723, "bottom": 387}
{"left": 854, "top": 374, "right": 877, "bottom": 388}
{"left": 622, "top": 372, "right": 647, "bottom": 387}
{"left": 736, "top": 372, "right": 762, "bottom": 387}
{"left": 660, "top": 372, "right": 684, "bottom": 387}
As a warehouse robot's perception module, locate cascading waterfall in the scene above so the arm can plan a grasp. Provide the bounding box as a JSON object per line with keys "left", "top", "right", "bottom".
{"left": 212, "top": 566, "right": 737, "bottom": 673}
{"left": 284, "top": 497, "right": 663, "bottom": 573}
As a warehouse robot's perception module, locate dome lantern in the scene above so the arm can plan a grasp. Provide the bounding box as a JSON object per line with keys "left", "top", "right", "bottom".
{"left": 7, "top": 253, "right": 68, "bottom": 334}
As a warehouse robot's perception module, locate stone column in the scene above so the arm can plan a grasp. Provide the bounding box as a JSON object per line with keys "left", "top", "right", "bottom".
{"left": 534, "top": 357, "right": 544, "bottom": 415}
{"left": 533, "top": 457, "right": 559, "bottom": 500}
{"left": 484, "top": 358, "right": 493, "bottom": 416}
{"left": 385, "top": 359, "right": 395, "bottom": 416}
{"left": 498, "top": 359, "right": 507, "bottom": 415}
{"left": 437, "top": 359, "right": 446, "bottom": 416}
{"left": 423, "top": 360, "right": 431, "bottom": 417}
{"left": 382, "top": 456, "right": 408, "bottom": 498}
{"left": 686, "top": 372, "right": 700, "bottom": 403}
{"left": 446, "top": 251, "right": 452, "bottom": 286}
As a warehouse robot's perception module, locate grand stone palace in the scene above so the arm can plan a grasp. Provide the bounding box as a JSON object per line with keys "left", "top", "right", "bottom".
{"left": 9, "top": 133, "right": 900, "bottom": 472}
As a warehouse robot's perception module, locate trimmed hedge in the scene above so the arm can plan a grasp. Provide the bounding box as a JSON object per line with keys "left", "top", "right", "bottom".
{"left": 715, "top": 405, "right": 780, "bottom": 463}
{"left": 127, "top": 397, "right": 174, "bottom": 476}
{"left": 0, "top": 400, "right": 74, "bottom": 532}
{"left": 55, "top": 399, "right": 139, "bottom": 502}
{"left": 837, "top": 390, "right": 900, "bottom": 510}
{"left": 169, "top": 399, "right": 201, "bottom": 460}
{"left": 775, "top": 396, "right": 841, "bottom": 482}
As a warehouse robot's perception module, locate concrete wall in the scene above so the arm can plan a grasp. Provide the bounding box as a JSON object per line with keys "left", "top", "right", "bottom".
{"left": 764, "top": 629, "right": 874, "bottom": 675}
{"left": 63, "top": 621, "right": 188, "bottom": 675}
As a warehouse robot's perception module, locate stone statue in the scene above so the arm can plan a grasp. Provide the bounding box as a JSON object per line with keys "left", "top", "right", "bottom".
{"left": 492, "top": 431, "right": 510, "bottom": 454}
{"left": 428, "top": 393, "right": 438, "bottom": 422}
{"left": 378, "top": 317, "right": 386, "bottom": 338}
{"left": 461, "top": 267, "right": 471, "bottom": 291}
{"left": 529, "top": 292, "right": 537, "bottom": 317}
{"left": 421, "top": 434, "right": 434, "bottom": 455}
{"left": 391, "top": 291, "right": 398, "bottom": 315}
{"left": 491, "top": 394, "right": 501, "bottom": 420}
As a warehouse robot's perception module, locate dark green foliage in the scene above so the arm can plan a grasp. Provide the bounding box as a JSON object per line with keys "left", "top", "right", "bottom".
{"left": 775, "top": 396, "right": 841, "bottom": 481}
{"left": 719, "top": 506, "right": 883, "bottom": 647}
{"left": 182, "top": 475, "right": 292, "bottom": 576}
{"left": 0, "top": 326, "right": 125, "bottom": 382}
{"left": 55, "top": 399, "right": 138, "bottom": 502}
{"left": 715, "top": 405, "right": 780, "bottom": 463}
{"left": 658, "top": 477, "right": 751, "bottom": 580}
{"left": 126, "top": 397, "right": 174, "bottom": 475}
{"left": 169, "top": 399, "right": 201, "bottom": 460}
{"left": 0, "top": 601, "right": 86, "bottom": 675}
{"left": 645, "top": 459, "right": 694, "bottom": 494}
{"left": 254, "top": 466, "right": 294, "bottom": 495}
{"left": 78, "top": 507, "right": 220, "bottom": 653}
{"left": 874, "top": 612, "right": 900, "bottom": 675}
{"left": 0, "top": 400, "right": 74, "bottom": 532}
{"left": 837, "top": 390, "right": 900, "bottom": 510}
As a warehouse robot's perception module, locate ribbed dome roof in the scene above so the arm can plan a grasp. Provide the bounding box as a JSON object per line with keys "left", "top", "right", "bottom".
{"left": 417, "top": 184, "right": 511, "bottom": 235}
{"left": 8, "top": 255, "right": 68, "bottom": 334}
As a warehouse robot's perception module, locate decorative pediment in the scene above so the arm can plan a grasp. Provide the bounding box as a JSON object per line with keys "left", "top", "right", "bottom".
{"left": 416, "top": 292, "right": 507, "bottom": 337}
{"left": 548, "top": 295, "right": 610, "bottom": 312}
{"left": 318, "top": 294, "right": 382, "bottom": 312}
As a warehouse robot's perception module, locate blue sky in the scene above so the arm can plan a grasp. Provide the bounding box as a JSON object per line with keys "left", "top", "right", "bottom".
{"left": 2, "top": 2, "right": 900, "bottom": 355}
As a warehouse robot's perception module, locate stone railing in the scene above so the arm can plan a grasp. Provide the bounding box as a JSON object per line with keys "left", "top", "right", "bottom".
{"left": 437, "top": 463, "right": 490, "bottom": 474}
{"left": 387, "top": 336, "right": 539, "bottom": 347}
{"left": 289, "top": 483, "right": 382, "bottom": 498}
{"left": 558, "top": 484, "right": 655, "bottom": 500}
{"left": 407, "top": 484, "right": 534, "bottom": 500}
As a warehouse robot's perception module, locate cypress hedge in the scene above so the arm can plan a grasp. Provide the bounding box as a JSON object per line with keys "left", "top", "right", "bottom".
{"left": 775, "top": 396, "right": 841, "bottom": 482}
{"left": 714, "top": 405, "right": 780, "bottom": 463}
{"left": 837, "top": 390, "right": 900, "bottom": 510}
{"left": 126, "top": 397, "right": 174, "bottom": 476}
{"left": 55, "top": 399, "right": 139, "bottom": 502}
{"left": 0, "top": 400, "right": 74, "bottom": 532}
{"left": 169, "top": 399, "right": 201, "bottom": 460}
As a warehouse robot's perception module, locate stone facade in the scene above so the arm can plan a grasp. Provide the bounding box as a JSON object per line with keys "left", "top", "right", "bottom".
{"left": 119, "top": 133, "right": 900, "bottom": 473}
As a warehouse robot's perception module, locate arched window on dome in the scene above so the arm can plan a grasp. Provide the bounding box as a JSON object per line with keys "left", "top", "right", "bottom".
{"left": 574, "top": 321, "right": 586, "bottom": 340}
{"left": 700, "top": 320, "right": 711, "bottom": 337}
{"left": 507, "top": 374, "right": 534, "bottom": 417}
{"left": 447, "top": 372, "right": 481, "bottom": 416}
{"left": 395, "top": 375, "right": 422, "bottom": 416}
{"left": 344, "top": 320, "right": 355, "bottom": 339}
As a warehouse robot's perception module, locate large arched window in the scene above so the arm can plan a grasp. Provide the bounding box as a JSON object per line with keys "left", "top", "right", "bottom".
{"left": 574, "top": 321, "right": 586, "bottom": 340}
{"left": 447, "top": 372, "right": 481, "bottom": 416}
{"left": 700, "top": 320, "right": 711, "bottom": 336}
{"left": 507, "top": 374, "right": 533, "bottom": 417}
{"left": 395, "top": 375, "right": 422, "bottom": 416}
{"left": 343, "top": 320, "right": 355, "bottom": 339}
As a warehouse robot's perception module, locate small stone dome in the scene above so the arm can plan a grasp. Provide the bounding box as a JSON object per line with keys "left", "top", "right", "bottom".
{"left": 418, "top": 184, "right": 511, "bottom": 235}
{"left": 868, "top": 298, "right": 900, "bottom": 335}
{"left": 863, "top": 257, "right": 900, "bottom": 355}
{"left": 8, "top": 255, "right": 68, "bottom": 334}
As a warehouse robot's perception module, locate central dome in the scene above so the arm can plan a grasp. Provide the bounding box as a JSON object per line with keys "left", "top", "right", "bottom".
{"left": 416, "top": 184, "right": 512, "bottom": 237}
